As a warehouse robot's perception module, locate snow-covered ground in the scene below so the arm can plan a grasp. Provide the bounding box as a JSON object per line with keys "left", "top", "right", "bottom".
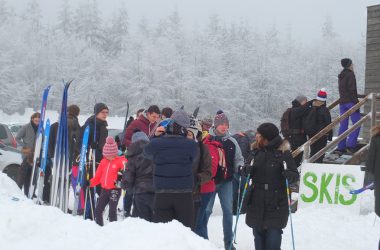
{"left": 0, "top": 172, "right": 379, "bottom": 250}
{"left": 1, "top": 110, "right": 379, "bottom": 250}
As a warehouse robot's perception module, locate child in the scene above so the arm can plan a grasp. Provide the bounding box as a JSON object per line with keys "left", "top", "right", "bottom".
{"left": 90, "top": 136, "right": 127, "bottom": 226}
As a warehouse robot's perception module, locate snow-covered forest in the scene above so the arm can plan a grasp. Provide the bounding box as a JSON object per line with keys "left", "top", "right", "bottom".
{"left": 0, "top": 0, "right": 365, "bottom": 131}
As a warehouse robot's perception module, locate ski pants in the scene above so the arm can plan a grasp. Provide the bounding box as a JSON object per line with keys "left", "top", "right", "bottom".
{"left": 338, "top": 102, "right": 361, "bottom": 150}
{"left": 252, "top": 227, "right": 283, "bottom": 250}
{"left": 95, "top": 188, "right": 121, "bottom": 226}
{"left": 153, "top": 192, "right": 194, "bottom": 228}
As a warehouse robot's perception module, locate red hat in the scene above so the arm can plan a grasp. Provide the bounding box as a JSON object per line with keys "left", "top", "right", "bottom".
{"left": 103, "top": 136, "right": 118, "bottom": 157}
{"left": 317, "top": 88, "right": 327, "bottom": 102}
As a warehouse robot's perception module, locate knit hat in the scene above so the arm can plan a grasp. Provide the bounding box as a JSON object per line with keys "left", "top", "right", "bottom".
{"left": 317, "top": 88, "right": 327, "bottom": 102}
{"left": 188, "top": 117, "right": 202, "bottom": 138}
{"left": 132, "top": 131, "right": 149, "bottom": 143}
{"left": 103, "top": 136, "right": 118, "bottom": 157}
{"left": 214, "top": 111, "right": 229, "bottom": 128}
{"left": 257, "top": 123, "right": 279, "bottom": 141}
{"left": 94, "top": 103, "right": 109, "bottom": 115}
{"left": 341, "top": 58, "right": 352, "bottom": 68}
{"left": 171, "top": 110, "right": 191, "bottom": 128}
{"left": 68, "top": 104, "right": 80, "bottom": 117}
{"left": 295, "top": 95, "right": 307, "bottom": 104}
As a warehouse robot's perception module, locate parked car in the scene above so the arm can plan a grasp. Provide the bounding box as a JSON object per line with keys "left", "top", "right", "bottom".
{"left": 0, "top": 123, "right": 17, "bottom": 148}
{"left": 7, "top": 123, "right": 23, "bottom": 137}
{"left": 0, "top": 142, "right": 22, "bottom": 184}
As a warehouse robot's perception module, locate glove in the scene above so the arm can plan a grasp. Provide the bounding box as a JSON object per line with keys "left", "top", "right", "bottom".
{"left": 241, "top": 164, "right": 254, "bottom": 177}
{"left": 114, "top": 170, "right": 123, "bottom": 188}
{"left": 283, "top": 170, "right": 299, "bottom": 183}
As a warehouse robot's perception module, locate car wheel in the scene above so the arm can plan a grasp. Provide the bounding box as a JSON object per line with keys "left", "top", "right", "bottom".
{"left": 3, "top": 164, "right": 20, "bottom": 184}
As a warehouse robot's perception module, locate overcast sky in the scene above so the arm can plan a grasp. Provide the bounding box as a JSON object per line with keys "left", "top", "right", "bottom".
{"left": 8, "top": 0, "right": 380, "bottom": 42}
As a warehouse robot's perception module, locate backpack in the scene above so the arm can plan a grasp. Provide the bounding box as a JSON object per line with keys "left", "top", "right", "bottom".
{"left": 213, "top": 147, "right": 228, "bottom": 184}
{"left": 303, "top": 106, "right": 319, "bottom": 136}
{"left": 280, "top": 108, "right": 292, "bottom": 138}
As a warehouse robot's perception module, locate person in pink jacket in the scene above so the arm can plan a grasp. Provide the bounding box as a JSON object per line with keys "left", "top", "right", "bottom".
{"left": 90, "top": 136, "right": 127, "bottom": 226}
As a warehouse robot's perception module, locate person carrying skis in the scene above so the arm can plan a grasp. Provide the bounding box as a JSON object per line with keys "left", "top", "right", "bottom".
{"left": 144, "top": 109, "right": 198, "bottom": 228}
{"left": 89, "top": 136, "right": 127, "bottom": 226}
{"left": 241, "top": 123, "right": 299, "bottom": 250}
{"left": 122, "top": 131, "right": 155, "bottom": 221}
{"left": 204, "top": 110, "right": 244, "bottom": 250}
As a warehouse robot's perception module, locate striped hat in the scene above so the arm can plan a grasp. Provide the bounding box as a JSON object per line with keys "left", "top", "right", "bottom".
{"left": 317, "top": 88, "right": 327, "bottom": 102}
{"left": 103, "top": 136, "right": 118, "bottom": 157}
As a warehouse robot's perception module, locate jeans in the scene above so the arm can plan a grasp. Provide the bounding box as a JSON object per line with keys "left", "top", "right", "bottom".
{"left": 205, "top": 180, "right": 233, "bottom": 243}
{"left": 252, "top": 227, "right": 283, "bottom": 250}
{"left": 338, "top": 102, "right": 361, "bottom": 150}
{"left": 195, "top": 192, "right": 214, "bottom": 239}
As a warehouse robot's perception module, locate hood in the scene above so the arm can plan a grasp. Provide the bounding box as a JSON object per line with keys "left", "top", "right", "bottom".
{"left": 371, "top": 125, "right": 380, "bottom": 137}
{"left": 251, "top": 135, "right": 290, "bottom": 152}
{"left": 127, "top": 140, "right": 149, "bottom": 158}
{"left": 338, "top": 68, "right": 353, "bottom": 80}
{"left": 312, "top": 99, "right": 326, "bottom": 107}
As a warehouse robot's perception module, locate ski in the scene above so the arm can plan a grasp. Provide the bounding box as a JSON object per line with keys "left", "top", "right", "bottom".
{"left": 73, "top": 125, "right": 89, "bottom": 216}
{"left": 349, "top": 182, "right": 374, "bottom": 195}
{"left": 36, "top": 119, "right": 51, "bottom": 204}
{"left": 28, "top": 85, "right": 51, "bottom": 199}
{"left": 192, "top": 106, "right": 200, "bottom": 119}
{"left": 50, "top": 80, "right": 73, "bottom": 212}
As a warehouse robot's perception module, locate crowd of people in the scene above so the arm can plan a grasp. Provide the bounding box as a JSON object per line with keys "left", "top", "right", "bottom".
{"left": 13, "top": 58, "right": 380, "bottom": 250}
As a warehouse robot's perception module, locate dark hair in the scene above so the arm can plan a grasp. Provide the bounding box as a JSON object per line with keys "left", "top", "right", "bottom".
{"left": 147, "top": 105, "right": 160, "bottom": 115}
{"left": 168, "top": 122, "right": 187, "bottom": 136}
{"left": 31, "top": 112, "right": 40, "bottom": 120}
{"left": 136, "top": 108, "right": 145, "bottom": 116}
{"left": 161, "top": 107, "right": 173, "bottom": 118}
{"left": 68, "top": 104, "right": 80, "bottom": 117}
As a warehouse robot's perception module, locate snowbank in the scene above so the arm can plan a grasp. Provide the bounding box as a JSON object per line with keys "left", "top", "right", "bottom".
{"left": 0, "top": 173, "right": 218, "bottom": 250}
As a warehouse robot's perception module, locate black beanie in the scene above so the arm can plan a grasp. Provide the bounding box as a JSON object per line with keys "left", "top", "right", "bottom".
{"left": 341, "top": 58, "right": 352, "bottom": 68}
{"left": 257, "top": 123, "right": 279, "bottom": 141}
{"left": 94, "top": 103, "right": 109, "bottom": 115}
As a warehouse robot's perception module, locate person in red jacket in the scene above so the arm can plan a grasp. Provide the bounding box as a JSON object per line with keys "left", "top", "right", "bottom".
{"left": 90, "top": 136, "right": 127, "bottom": 226}
{"left": 123, "top": 105, "right": 160, "bottom": 147}
{"left": 194, "top": 134, "right": 224, "bottom": 239}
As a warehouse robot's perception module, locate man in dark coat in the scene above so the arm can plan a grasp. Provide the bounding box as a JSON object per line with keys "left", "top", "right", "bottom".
{"left": 308, "top": 89, "right": 333, "bottom": 163}
{"left": 144, "top": 110, "right": 198, "bottom": 228}
{"left": 242, "top": 123, "right": 299, "bottom": 250}
{"left": 123, "top": 131, "right": 155, "bottom": 221}
{"left": 80, "top": 102, "right": 109, "bottom": 219}
{"left": 336, "top": 58, "right": 361, "bottom": 154}
{"left": 288, "top": 95, "right": 310, "bottom": 166}
{"left": 123, "top": 105, "right": 160, "bottom": 147}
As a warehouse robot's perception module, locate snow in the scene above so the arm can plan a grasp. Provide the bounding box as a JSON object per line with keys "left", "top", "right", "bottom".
{"left": 1, "top": 111, "right": 379, "bottom": 249}
{"left": 1, "top": 172, "right": 379, "bottom": 250}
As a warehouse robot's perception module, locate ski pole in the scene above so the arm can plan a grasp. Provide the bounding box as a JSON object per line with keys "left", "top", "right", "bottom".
{"left": 230, "top": 174, "right": 250, "bottom": 250}
{"left": 283, "top": 161, "right": 295, "bottom": 250}
{"left": 233, "top": 174, "right": 242, "bottom": 244}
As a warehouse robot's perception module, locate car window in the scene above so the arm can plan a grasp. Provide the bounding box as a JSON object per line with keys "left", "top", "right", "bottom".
{"left": 0, "top": 125, "right": 7, "bottom": 139}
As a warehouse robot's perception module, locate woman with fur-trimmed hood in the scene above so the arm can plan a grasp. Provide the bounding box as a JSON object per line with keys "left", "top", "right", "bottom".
{"left": 242, "top": 123, "right": 299, "bottom": 250}
{"left": 366, "top": 125, "right": 380, "bottom": 217}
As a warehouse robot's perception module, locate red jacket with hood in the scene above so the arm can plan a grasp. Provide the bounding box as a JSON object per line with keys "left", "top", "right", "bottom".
{"left": 90, "top": 156, "right": 127, "bottom": 190}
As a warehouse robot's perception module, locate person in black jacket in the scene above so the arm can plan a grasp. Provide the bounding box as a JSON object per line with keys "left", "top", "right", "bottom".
{"left": 122, "top": 131, "right": 154, "bottom": 221}
{"left": 144, "top": 110, "right": 198, "bottom": 228}
{"left": 242, "top": 123, "right": 299, "bottom": 250}
{"left": 308, "top": 89, "right": 332, "bottom": 163}
{"left": 365, "top": 125, "right": 380, "bottom": 249}
{"left": 336, "top": 58, "right": 361, "bottom": 154}
{"left": 288, "top": 95, "right": 310, "bottom": 167}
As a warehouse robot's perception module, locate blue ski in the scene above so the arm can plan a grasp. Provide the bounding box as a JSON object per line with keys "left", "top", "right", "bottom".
{"left": 29, "top": 85, "right": 51, "bottom": 199}
{"left": 73, "top": 125, "right": 90, "bottom": 216}
{"left": 36, "top": 119, "right": 51, "bottom": 204}
{"left": 349, "top": 182, "right": 374, "bottom": 195}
